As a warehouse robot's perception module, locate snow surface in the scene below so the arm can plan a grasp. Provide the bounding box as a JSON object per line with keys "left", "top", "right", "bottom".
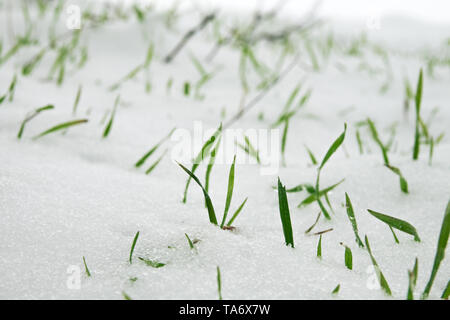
{"left": 0, "top": 1, "right": 449, "bottom": 299}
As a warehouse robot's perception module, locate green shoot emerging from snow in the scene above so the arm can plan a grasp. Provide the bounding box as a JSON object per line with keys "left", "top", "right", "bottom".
{"left": 129, "top": 231, "right": 140, "bottom": 264}
{"left": 217, "top": 266, "right": 223, "bottom": 300}
{"left": 103, "top": 95, "right": 120, "bottom": 138}
{"left": 422, "top": 200, "right": 450, "bottom": 299}
{"left": 33, "top": 119, "right": 88, "bottom": 140}
{"left": 82, "top": 256, "right": 91, "bottom": 277}
{"left": 17, "top": 104, "right": 54, "bottom": 139}
{"left": 277, "top": 177, "right": 294, "bottom": 247}
{"left": 413, "top": 69, "right": 423, "bottom": 160}
{"left": 344, "top": 193, "right": 364, "bottom": 248}
{"left": 367, "top": 209, "right": 420, "bottom": 242}
{"left": 315, "top": 124, "right": 347, "bottom": 219}
{"left": 365, "top": 235, "right": 392, "bottom": 296}
{"left": 407, "top": 257, "right": 418, "bottom": 300}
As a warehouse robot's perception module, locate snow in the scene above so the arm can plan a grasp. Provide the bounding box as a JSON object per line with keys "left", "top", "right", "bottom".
{"left": 0, "top": 0, "right": 449, "bottom": 299}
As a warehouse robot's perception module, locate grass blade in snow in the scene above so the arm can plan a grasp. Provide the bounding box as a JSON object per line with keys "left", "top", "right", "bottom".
{"left": 205, "top": 135, "right": 222, "bottom": 194}
{"left": 72, "top": 85, "right": 82, "bottom": 115}
{"left": 138, "top": 257, "right": 165, "bottom": 268}
{"left": 103, "top": 95, "right": 120, "bottom": 138}
{"left": 332, "top": 284, "right": 340, "bottom": 295}
{"left": 298, "top": 179, "right": 345, "bottom": 207}
{"left": 305, "top": 145, "right": 318, "bottom": 165}
{"left": 340, "top": 242, "right": 353, "bottom": 270}
{"left": 182, "top": 124, "right": 222, "bottom": 203}
{"left": 177, "top": 162, "right": 217, "bottom": 225}
{"left": 364, "top": 235, "right": 392, "bottom": 296}
{"left": 407, "top": 257, "right": 418, "bottom": 300}
{"left": 385, "top": 164, "right": 409, "bottom": 194}
{"left": 82, "top": 256, "right": 91, "bottom": 277}
{"left": 278, "top": 177, "right": 294, "bottom": 247}
{"left": 413, "top": 69, "right": 423, "bottom": 160}
{"left": 217, "top": 266, "right": 223, "bottom": 300}
{"left": 441, "top": 280, "right": 450, "bottom": 299}
{"left": 367, "top": 209, "right": 420, "bottom": 242}
{"left": 367, "top": 118, "right": 389, "bottom": 165}
{"left": 145, "top": 149, "right": 168, "bottom": 175}
{"left": 422, "top": 200, "right": 450, "bottom": 299}
{"left": 17, "top": 104, "right": 54, "bottom": 139}
{"left": 129, "top": 231, "right": 140, "bottom": 264}
{"left": 33, "top": 119, "right": 88, "bottom": 140}
{"left": 135, "top": 127, "right": 175, "bottom": 168}
{"left": 220, "top": 155, "right": 236, "bottom": 228}
{"left": 185, "top": 233, "right": 195, "bottom": 250}
{"left": 226, "top": 197, "right": 248, "bottom": 227}
{"left": 317, "top": 235, "right": 322, "bottom": 258}
{"left": 315, "top": 124, "right": 347, "bottom": 219}
{"left": 344, "top": 193, "right": 364, "bottom": 248}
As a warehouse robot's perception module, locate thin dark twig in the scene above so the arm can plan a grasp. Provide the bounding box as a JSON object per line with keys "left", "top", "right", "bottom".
{"left": 164, "top": 13, "right": 216, "bottom": 63}
{"left": 223, "top": 55, "right": 299, "bottom": 129}
{"left": 312, "top": 228, "right": 334, "bottom": 236}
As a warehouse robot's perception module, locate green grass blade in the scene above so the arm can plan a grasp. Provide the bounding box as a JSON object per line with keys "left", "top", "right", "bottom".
{"left": 220, "top": 155, "right": 236, "bottom": 228}
{"left": 389, "top": 225, "right": 400, "bottom": 244}
{"left": 138, "top": 257, "right": 166, "bottom": 268}
{"left": 317, "top": 234, "right": 322, "bottom": 258}
{"left": 305, "top": 145, "right": 318, "bottom": 165}
{"left": 122, "top": 291, "right": 132, "bottom": 300}
{"left": 217, "top": 266, "right": 223, "bottom": 300}
{"left": 145, "top": 149, "right": 167, "bottom": 175}
{"left": 413, "top": 69, "right": 423, "bottom": 160}
{"left": 205, "top": 135, "right": 222, "bottom": 194}
{"left": 135, "top": 127, "right": 175, "bottom": 168}
{"left": 422, "top": 200, "right": 450, "bottom": 299}
{"left": 17, "top": 104, "right": 54, "bottom": 139}
{"left": 441, "top": 280, "right": 450, "bottom": 299}
{"left": 298, "top": 179, "right": 345, "bottom": 208}
{"left": 407, "top": 257, "right": 418, "bottom": 300}
{"left": 365, "top": 235, "right": 392, "bottom": 296}
{"left": 319, "top": 123, "right": 347, "bottom": 170}
{"left": 32, "top": 119, "right": 88, "bottom": 140}
{"left": 344, "top": 193, "right": 364, "bottom": 248}
{"left": 177, "top": 162, "right": 217, "bottom": 225}
{"left": 103, "top": 95, "right": 120, "bottom": 138}
{"left": 129, "top": 231, "right": 140, "bottom": 264}
{"left": 278, "top": 177, "right": 294, "bottom": 247}
{"left": 367, "top": 118, "right": 389, "bottom": 165}
{"left": 367, "top": 209, "right": 420, "bottom": 242}
{"left": 72, "top": 85, "right": 82, "bottom": 115}
{"left": 226, "top": 197, "right": 248, "bottom": 227}
{"left": 185, "top": 233, "right": 195, "bottom": 250}
{"left": 340, "top": 243, "right": 353, "bottom": 270}
{"left": 385, "top": 164, "right": 409, "bottom": 194}
{"left": 182, "top": 123, "right": 222, "bottom": 203}
{"left": 332, "top": 284, "right": 340, "bottom": 295}
{"left": 82, "top": 256, "right": 91, "bottom": 277}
